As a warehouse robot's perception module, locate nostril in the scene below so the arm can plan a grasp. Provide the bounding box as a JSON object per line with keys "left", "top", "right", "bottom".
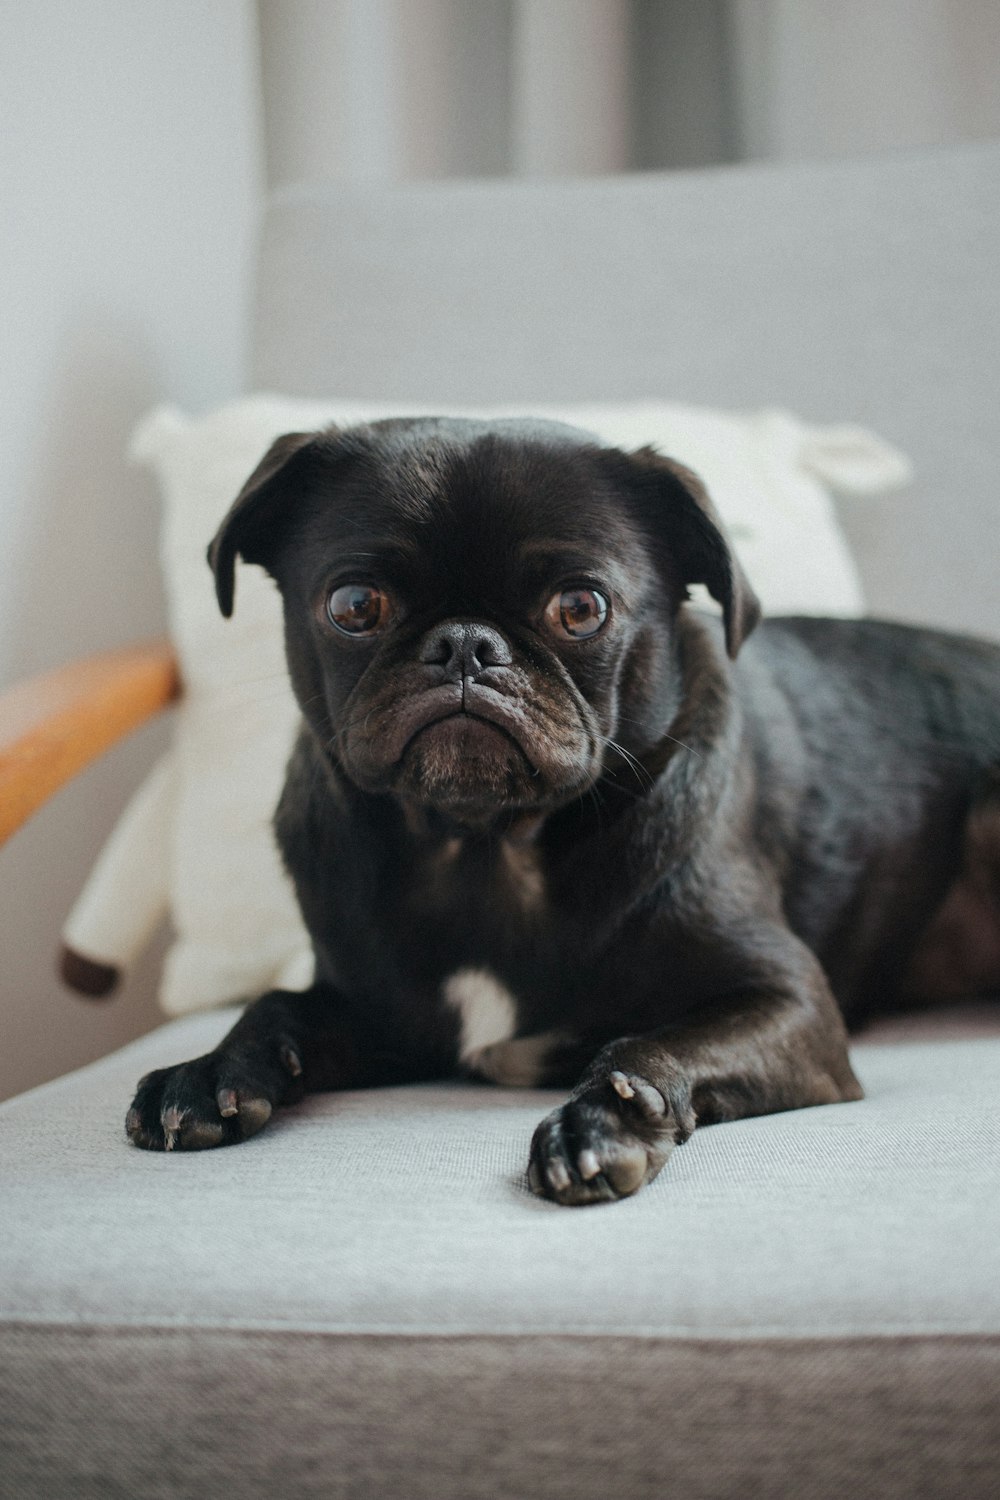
{"left": 419, "top": 622, "right": 513, "bottom": 677}
{"left": 419, "top": 626, "right": 457, "bottom": 668}
{"left": 472, "top": 630, "right": 512, "bottom": 671}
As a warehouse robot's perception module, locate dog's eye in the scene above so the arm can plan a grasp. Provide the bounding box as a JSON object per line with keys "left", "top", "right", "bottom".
{"left": 326, "top": 582, "right": 390, "bottom": 636}
{"left": 544, "top": 587, "right": 609, "bottom": 640}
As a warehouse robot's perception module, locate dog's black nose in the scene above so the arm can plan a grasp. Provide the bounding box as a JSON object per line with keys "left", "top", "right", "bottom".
{"left": 419, "top": 622, "right": 513, "bottom": 680}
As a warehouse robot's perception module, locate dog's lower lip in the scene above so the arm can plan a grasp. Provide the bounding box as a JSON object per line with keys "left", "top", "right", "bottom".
{"left": 406, "top": 710, "right": 528, "bottom": 761}
{"left": 386, "top": 681, "right": 536, "bottom": 768}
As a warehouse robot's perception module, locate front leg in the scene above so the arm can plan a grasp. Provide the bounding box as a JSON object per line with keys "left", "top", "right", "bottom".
{"left": 529, "top": 928, "right": 863, "bottom": 1205}
{"left": 126, "top": 985, "right": 365, "bottom": 1151}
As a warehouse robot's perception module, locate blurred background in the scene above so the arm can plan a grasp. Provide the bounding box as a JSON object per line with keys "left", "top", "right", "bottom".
{"left": 3, "top": 0, "right": 999, "bottom": 1100}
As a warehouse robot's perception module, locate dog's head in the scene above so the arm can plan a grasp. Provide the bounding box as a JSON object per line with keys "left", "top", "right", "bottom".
{"left": 209, "top": 418, "right": 758, "bottom": 829}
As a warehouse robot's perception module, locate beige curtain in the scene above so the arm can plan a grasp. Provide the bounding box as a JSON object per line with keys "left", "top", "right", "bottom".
{"left": 257, "top": 0, "right": 1000, "bottom": 188}
{"left": 730, "top": 0, "right": 1000, "bottom": 162}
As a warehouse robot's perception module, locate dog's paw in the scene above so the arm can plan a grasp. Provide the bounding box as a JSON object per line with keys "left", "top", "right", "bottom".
{"left": 527, "top": 1069, "right": 689, "bottom": 1206}
{"left": 125, "top": 1038, "right": 305, "bottom": 1152}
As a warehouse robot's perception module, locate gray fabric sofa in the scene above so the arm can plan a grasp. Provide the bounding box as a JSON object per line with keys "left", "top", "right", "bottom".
{"left": 3, "top": 142, "right": 1000, "bottom": 1498}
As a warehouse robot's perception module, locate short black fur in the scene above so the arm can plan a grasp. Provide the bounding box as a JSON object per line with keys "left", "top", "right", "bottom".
{"left": 127, "top": 418, "right": 1000, "bottom": 1204}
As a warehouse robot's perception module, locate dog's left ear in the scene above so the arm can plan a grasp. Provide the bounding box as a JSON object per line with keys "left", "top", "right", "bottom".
{"left": 623, "top": 446, "right": 761, "bottom": 658}
{"left": 207, "top": 429, "right": 336, "bottom": 617}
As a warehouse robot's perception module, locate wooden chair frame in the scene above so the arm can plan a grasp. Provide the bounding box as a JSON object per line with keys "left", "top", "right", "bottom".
{"left": 0, "top": 642, "right": 180, "bottom": 848}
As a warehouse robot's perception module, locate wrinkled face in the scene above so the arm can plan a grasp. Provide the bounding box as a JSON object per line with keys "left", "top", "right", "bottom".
{"left": 272, "top": 425, "right": 676, "bottom": 827}
{"left": 210, "top": 417, "right": 758, "bottom": 830}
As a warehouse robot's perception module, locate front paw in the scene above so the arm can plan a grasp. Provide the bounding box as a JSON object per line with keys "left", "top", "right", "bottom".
{"left": 527, "top": 1069, "right": 687, "bottom": 1206}
{"left": 125, "top": 1037, "right": 304, "bottom": 1152}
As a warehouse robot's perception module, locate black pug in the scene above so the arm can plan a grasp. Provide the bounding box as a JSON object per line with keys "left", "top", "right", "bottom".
{"left": 126, "top": 417, "right": 1000, "bottom": 1204}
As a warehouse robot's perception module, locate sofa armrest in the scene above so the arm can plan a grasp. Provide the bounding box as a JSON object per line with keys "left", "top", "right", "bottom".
{"left": 0, "top": 641, "right": 181, "bottom": 847}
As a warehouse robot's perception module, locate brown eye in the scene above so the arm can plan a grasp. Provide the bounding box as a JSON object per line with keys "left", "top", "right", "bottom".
{"left": 544, "top": 587, "right": 609, "bottom": 640}
{"left": 326, "top": 582, "right": 390, "bottom": 636}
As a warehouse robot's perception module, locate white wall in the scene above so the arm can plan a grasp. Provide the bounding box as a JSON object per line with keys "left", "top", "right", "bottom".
{"left": 0, "top": 1, "right": 263, "bottom": 1100}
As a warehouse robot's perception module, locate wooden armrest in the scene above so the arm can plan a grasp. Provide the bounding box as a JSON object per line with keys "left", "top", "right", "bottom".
{"left": 0, "top": 640, "right": 181, "bottom": 847}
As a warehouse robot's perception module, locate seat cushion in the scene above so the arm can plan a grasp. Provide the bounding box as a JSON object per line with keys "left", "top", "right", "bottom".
{"left": 2, "top": 1007, "right": 999, "bottom": 1498}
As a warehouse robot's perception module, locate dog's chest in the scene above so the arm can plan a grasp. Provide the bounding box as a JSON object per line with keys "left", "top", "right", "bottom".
{"left": 394, "top": 831, "right": 556, "bottom": 1038}
{"left": 401, "top": 832, "right": 548, "bottom": 961}
{"left": 441, "top": 964, "right": 518, "bottom": 1062}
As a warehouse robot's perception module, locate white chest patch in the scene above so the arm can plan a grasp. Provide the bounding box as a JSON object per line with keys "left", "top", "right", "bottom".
{"left": 442, "top": 967, "right": 518, "bottom": 1064}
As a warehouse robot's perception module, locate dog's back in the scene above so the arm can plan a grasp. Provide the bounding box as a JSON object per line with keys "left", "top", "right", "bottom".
{"left": 741, "top": 617, "right": 1000, "bottom": 1023}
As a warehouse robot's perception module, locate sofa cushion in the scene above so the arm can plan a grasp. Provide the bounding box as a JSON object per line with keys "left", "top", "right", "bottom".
{"left": 2, "top": 1008, "right": 999, "bottom": 1497}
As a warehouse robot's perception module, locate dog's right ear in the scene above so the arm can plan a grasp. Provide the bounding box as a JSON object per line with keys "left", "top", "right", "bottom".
{"left": 207, "top": 430, "right": 327, "bottom": 617}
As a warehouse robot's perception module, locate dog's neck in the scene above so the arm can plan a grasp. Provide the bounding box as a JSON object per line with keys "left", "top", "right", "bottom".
{"left": 398, "top": 799, "right": 546, "bottom": 847}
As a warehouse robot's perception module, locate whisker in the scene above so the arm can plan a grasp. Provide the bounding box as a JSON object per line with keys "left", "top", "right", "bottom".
{"left": 658, "top": 732, "right": 702, "bottom": 761}
{"left": 587, "top": 781, "right": 607, "bottom": 834}
{"left": 603, "top": 738, "right": 655, "bottom": 791}
{"left": 611, "top": 711, "right": 703, "bottom": 760}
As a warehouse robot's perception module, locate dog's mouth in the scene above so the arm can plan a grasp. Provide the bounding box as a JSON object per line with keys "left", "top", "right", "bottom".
{"left": 399, "top": 688, "right": 535, "bottom": 769}
{"left": 408, "top": 710, "right": 528, "bottom": 756}
{"left": 386, "top": 689, "right": 536, "bottom": 820}
{"left": 336, "top": 673, "right": 603, "bottom": 822}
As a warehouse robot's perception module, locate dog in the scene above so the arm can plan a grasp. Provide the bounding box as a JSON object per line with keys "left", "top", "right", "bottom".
{"left": 125, "top": 417, "right": 1000, "bottom": 1205}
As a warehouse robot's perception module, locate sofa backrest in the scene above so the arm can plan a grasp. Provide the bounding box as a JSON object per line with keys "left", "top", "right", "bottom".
{"left": 251, "top": 142, "right": 1000, "bottom": 639}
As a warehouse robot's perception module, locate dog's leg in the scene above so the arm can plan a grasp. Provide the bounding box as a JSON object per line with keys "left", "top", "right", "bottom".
{"left": 125, "top": 985, "right": 365, "bottom": 1151}
{"left": 528, "top": 929, "right": 862, "bottom": 1205}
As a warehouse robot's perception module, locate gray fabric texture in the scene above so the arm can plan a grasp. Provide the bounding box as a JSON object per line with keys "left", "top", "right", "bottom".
{"left": 3, "top": 1008, "right": 1000, "bottom": 1341}
{"left": 252, "top": 142, "right": 1000, "bottom": 642}
{"left": 2, "top": 1008, "right": 1000, "bottom": 1498}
